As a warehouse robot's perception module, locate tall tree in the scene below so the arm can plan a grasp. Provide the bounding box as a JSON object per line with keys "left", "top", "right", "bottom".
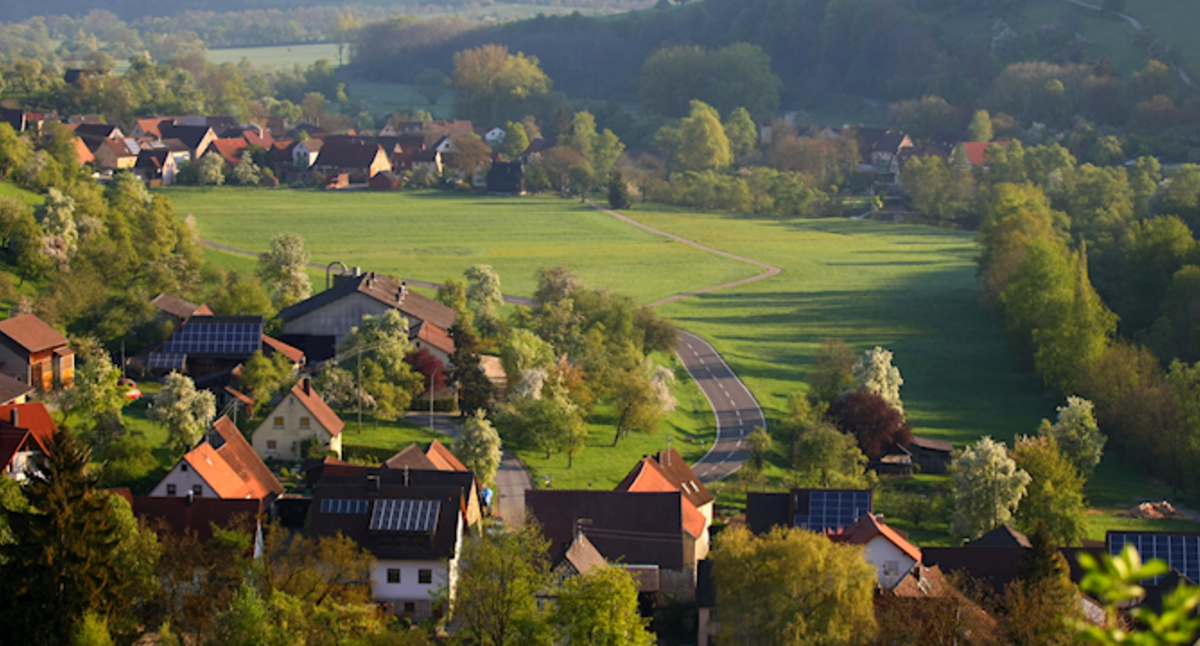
{"left": 713, "top": 526, "right": 877, "bottom": 645}
{"left": 790, "top": 419, "right": 870, "bottom": 489}
{"left": 62, "top": 336, "right": 128, "bottom": 444}
{"left": 1043, "top": 396, "right": 1105, "bottom": 478}
{"left": 449, "top": 321, "right": 496, "bottom": 415}
{"left": 852, "top": 346, "right": 904, "bottom": 414}
{"left": 150, "top": 372, "right": 217, "bottom": 455}
{"left": 331, "top": 13, "right": 361, "bottom": 65}
{"left": 810, "top": 339, "right": 856, "bottom": 404}
{"left": 968, "top": 110, "right": 994, "bottom": 142}
{"left": 454, "top": 409, "right": 502, "bottom": 486}
{"left": 498, "top": 121, "right": 530, "bottom": 160}
{"left": 257, "top": 232, "right": 312, "bottom": 310}
{"left": 465, "top": 264, "right": 504, "bottom": 339}
{"left": 1004, "top": 524, "right": 1082, "bottom": 646}
{"left": 453, "top": 522, "right": 553, "bottom": 646}
{"left": 1012, "top": 436, "right": 1088, "bottom": 546}
{"left": 828, "top": 390, "right": 913, "bottom": 459}
{"left": 553, "top": 567, "right": 654, "bottom": 646}
{"left": 451, "top": 44, "right": 553, "bottom": 124}
{"left": 237, "top": 350, "right": 294, "bottom": 412}
{"left": 951, "top": 437, "right": 1031, "bottom": 539}
{"left": 724, "top": 106, "right": 758, "bottom": 161}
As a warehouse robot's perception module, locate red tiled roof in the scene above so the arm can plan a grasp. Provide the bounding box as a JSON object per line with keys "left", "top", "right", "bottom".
{"left": 225, "top": 386, "right": 254, "bottom": 408}
{"left": 135, "top": 118, "right": 171, "bottom": 139}
{"left": 961, "top": 141, "right": 1010, "bottom": 166}
{"left": 426, "top": 439, "right": 467, "bottom": 472}
{"left": 290, "top": 379, "right": 344, "bottom": 437}
{"left": 242, "top": 129, "right": 274, "bottom": 148}
{"left": 0, "top": 314, "right": 68, "bottom": 353}
{"left": 71, "top": 137, "right": 94, "bottom": 164}
{"left": 183, "top": 416, "right": 281, "bottom": 500}
{"left": 834, "top": 514, "right": 923, "bottom": 563}
{"left": 385, "top": 443, "right": 438, "bottom": 470}
{"left": 414, "top": 321, "right": 456, "bottom": 355}
{"left": 209, "top": 138, "right": 249, "bottom": 164}
{"left": 0, "top": 404, "right": 57, "bottom": 473}
{"left": 653, "top": 447, "right": 714, "bottom": 508}
{"left": 194, "top": 303, "right": 215, "bottom": 316}
{"left": 261, "top": 334, "right": 304, "bottom": 364}
{"left": 615, "top": 457, "right": 707, "bottom": 539}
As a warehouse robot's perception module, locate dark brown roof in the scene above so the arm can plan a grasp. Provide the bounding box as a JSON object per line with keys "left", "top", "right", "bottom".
{"left": 0, "top": 372, "right": 34, "bottom": 405}
{"left": 133, "top": 496, "right": 262, "bottom": 541}
{"left": 526, "top": 490, "right": 689, "bottom": 570}
{"left": 0, "top": 314, "right": 69, "bottom": 353}
{"left": 411, "top": 321, "right": 456, "bottom": 355}
{"left": 151, "top": 293, "right": 201, "bottom": 321}
{"left": 922, "top": 547, "right": 1025, "bottom": 597}
{"left": 560, "top": 533, "right": 607, "bottom": 576}
{"left": 745, "top": 492, "right": 790, "bottom": 535}
{"left": 157, "top": 124, "right": 214, "bottom": 151}
{"left": 969, "top": 525, "right": 1031, "bottom": 549}
{"left": 909, "top": 435, "right": 954, "bottom": 453}
{"left": 385, "top": 444, "right": 439, "bottom": 470}
{"left": 73, "top": 123, "right": 120, "bottom": 139}
{"left": 277, "top": 271, "right": 457, "bottom": 331}
{"left": 313, "top": 141, "right": 386, "bottom": 170}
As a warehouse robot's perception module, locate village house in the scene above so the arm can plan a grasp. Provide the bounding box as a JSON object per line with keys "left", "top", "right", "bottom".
{"left": 311, "top": 141, "right": 391, "bottom": 181}
{"left": 907, "top": 435, "right": 954, "bottom": 474}
{"left": 832, "top": 513, "right": 924, "bottom": 590}
{"left": 310, "top": 468, "right": 468, "bottom": 620}
{"left": 369, "top": 170, "right": 401, "bottom": 191}
{"left": 746, "top": 488, "right": 873, "bottom": 535}
{"left": 94, "top": 138, "right": 141, "bottom": 171}
{"left": 134, "top": 148, "right": 179, "bottom": 186}
{"left": 157, "top": 123, "right": 218, "bottom": 161}
{"left": 132, "top": 495, "right": 264, "bottom": 541}
{"left": 0, "top": 314, "right": 74, "bottom": 392}
{"left": 0, "top": 402, "right": 57, "bottom": 481}
{"left": 856, "top": 128, "right": 914, "bottom": 171}
{"left": 204, "top": 138, "right": 250, "bottom": 166}
{"left": 409, "top": 321, "right": 455, "bottom": 366}
{"left": 150, "top": 415, "right": 283, "bottom": 503}
{"left": 486, "top": 162, "right": 525, "bottom": 196}
{"left": 277, "top": 269, "right": 457, "bottom": 362}
{"left": 251, "top": 378, "right": 344, "bottom": 462}
{"left": 956, "top": 141, "right": 1012, "bottom": 168}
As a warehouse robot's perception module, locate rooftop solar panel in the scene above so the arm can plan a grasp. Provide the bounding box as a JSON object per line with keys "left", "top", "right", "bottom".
{"left": 147, "top": 352, "right": 188, "bottom": 369}
{"left": 795, "top": 490, "right": 872, "bottom": 532}
{"left": 320, "top": 499, "right": 369, "bottom": 514}
{"left": 1109, "top": 532, "right": 1200, "bottom": 584}
{"left": 162, "top": 320, "right": 262, "bottom": 356}
{"left": 369, "top": 499, "right": 440, "bottom": 532}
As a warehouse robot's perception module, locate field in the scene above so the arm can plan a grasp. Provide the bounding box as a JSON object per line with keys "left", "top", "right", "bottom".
{"left": 0, "top": 180, "right": 43, "bottom": 207}
{"left": 206, "top": 43, "right": 340, "bottom": 69}
{"left": 348, "top": 80, "right": 455, "bottom": 121}
{"left": 161, "top": 187, "right": 758, "bottom": 305}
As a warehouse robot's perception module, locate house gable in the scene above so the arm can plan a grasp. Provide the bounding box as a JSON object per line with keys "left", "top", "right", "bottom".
{"left": 252, "top": 379, "right": 343, "bottom": 461}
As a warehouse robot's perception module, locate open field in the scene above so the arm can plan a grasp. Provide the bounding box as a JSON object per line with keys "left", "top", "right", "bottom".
{"left": 207, "top": 43, "right": 340, "bottom": 69}
{"left": 162, "top": 187, "right": 758, "bottom": 305}
{"left": 0, "top": 180, "right": 44, "bottom": 207}
{"left": 348, "top": 80, "right": 455, "bottom": 121}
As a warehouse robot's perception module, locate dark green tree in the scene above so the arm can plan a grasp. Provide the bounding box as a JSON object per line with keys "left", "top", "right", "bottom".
{"left": 449, "top": 320, "right": 496, "bottom": 416}
{"left": 608, "top": 170, "right": 632, "bottom": 210}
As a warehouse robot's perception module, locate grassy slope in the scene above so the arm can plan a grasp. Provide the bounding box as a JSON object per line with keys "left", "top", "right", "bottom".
{"left": 162, "top": 187, "right": 757, "bottom": 305}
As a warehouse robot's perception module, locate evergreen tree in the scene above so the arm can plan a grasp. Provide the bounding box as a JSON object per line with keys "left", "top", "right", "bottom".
{"left": 608, "top": 170, "right": 632, "bottom": 210}
{"left": 449, "top": 320, "right": 496, "bottom": 416}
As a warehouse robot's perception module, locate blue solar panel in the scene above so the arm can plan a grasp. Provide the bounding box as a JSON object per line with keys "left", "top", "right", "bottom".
{"left": 370, "top": 499, "right": 440, "bottom": 532}
{"left": 320, "top": 499, "right": 369, "bottom": 514}
{"left": 794, "top": 490, "right": 872, "bottom": 532}
{"left": 147, "top": 352, "right": 187, "bottom": 369}
{"left": 162, "top": 321, "right": 262, "bottom": 356}
{"left": 1109, "top": 532, "right": 1200, "bottom": 584}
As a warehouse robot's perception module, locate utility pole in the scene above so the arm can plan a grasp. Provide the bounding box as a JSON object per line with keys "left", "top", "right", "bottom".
{"left": 429, "top": 371, "right": 434, "bottom": 431}
{"left": 357, "top": 345, "right": 363, "bottom": 435}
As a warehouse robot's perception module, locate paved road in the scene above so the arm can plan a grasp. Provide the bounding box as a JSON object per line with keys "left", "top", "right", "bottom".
{"left": 674, "top": 331, "right": 765, "bottom": 483}
{"left": 403, "top": 412, "right": 532, "bottom": 528}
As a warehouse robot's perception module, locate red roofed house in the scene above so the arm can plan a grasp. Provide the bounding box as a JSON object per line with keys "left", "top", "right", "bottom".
{"left": 425, "top": 438, "right": 467, "bottom": 472}
{"left": 409, "top": 321, "right": 456, "bottom": 366}
{"left": 832, "top": 513, "right": 924, "bottom": 590}
{"left": 0, "top": 314, "right": 74, "bottom": 391}
{"left": 251, "top": 377, "right": 344, "bottom": 461}
{"left": 0, "top": 402, "right": 57, "bottom": 480}
{"left": 615, "top": 448, "right": 713, "bottom": 562}
{"left": 150, "top": 415, "right": 283, "bottom": 502}
{"left": 205, "top": 138, "right": 250, "bottom": 166}
{"left": 132, "top": 496, "right": 263, "bottom": 541}
{"left": 956, "top": 141, "right": 1011, "bottom": 167}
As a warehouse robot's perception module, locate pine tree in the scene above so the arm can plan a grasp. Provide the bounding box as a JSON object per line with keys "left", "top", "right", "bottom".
{"left": 608, "top": 170, "right": 632, "bottom": 210}
{"left": 0, "top": 429, "right": 123, "bottom": 645}
{"left": 449, "top": 320, "right": 496, "bottom": 416}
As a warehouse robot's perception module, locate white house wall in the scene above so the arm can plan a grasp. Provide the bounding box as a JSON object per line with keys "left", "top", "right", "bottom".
{"left": 149, "top": 460, "right": 218, "bottom": 498}
{"left": 251, "top": 392, "right": 340, "bottom": 462}
{"left": 863, "top": 535, "right": 917, "bottom": 590}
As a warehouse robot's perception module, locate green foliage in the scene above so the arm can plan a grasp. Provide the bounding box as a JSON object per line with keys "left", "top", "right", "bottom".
{"left": 1012, "top": 436, "right": 1088, "bottom": 547}
{"left": 790, "top": 418, "right": 871, "bottom": 489}
{"left": 238, "top": 350, "right": 295, "bottom": 412}
{"left": 256, "top": 232, "right": 312, "bottom": 310}
{"left": 967, "top": 110, "right": 993, "bottom": 143}
{"left": 465, "top": 264, "right": 505, "bottom": 340}
{"left": 454, "top": 522, "right": 553, "bottom": 646}
{"left": 150, "top": 372, "right": 217, "bottom": 455}
{"left": 658, "top": 100, "right": 732, "bottom": 173}
{"left": 1005, "top": 524, "right": 1082, "bottom": 646}
{"left": 210, "top": 271, "right": 275, "bottom": 318}
{"left": 640, "top": 43, "right": 780, "bottom": 122}
{"left": 1043, "top": 396, "right": 1106, "bottom": 478}
{"left": 553, "top": 567, "right": 655, "bottom": 646}
{"left": 1075, "top": 545, "right": 1200, "bottom": 644}
{"left": 724, "top": 107, "right": 757, "bottom": 161}
{"left": 951, "top": 437, "right": 1031, "bottom": 539}
{"left": 449, "top": 320, "right": 495, "bottom": 415}
{"left": 455, "top": 409, "right": 502, "bottom": 485}
{"left": 746, "top": 425, "right": 771, "bottom": 470}
{"left": 63, "top": 336, "right": 129, "bottom": 442}
{"left": 97, "top": 432, "right": 157, "bottom": 487}
{"left": 498, "top": 121, "right": 530, "bottom": 160}
{"left": 197, "top": 153, "right": 226, "bottom": 186}
{"left": 500, "top": 328, "right": 555, "bottom": 388}
{"left": 809, "top": 339, "right": 856, "bottom": 405}
{"left": 72, "top": 612, "right": 114, "bottom": 646}
{"left": 607, "top": 170, "right": 632, "bottom": 210}
{"left": 451, "top": 44, "right": 556, "bottom": 125}
{"left": 713, "top": 526, "right": 877, "bottom": 645}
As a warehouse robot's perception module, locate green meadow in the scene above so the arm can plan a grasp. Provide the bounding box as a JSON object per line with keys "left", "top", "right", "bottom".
{"left": 206, "top": 43, "right": 341, "bottom": 69}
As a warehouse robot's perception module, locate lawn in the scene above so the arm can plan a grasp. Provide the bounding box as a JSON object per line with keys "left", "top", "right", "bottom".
{"left": 206, "top": 43, "right": 341, "bottom": 69}
{"left": 161, "top": 187, "right": 758, "bottom": 306}
{"left": 348, "top": 81, "right": 455, "bottom": 121}
{"left": 0, "top": 180, "right": 44, "bottom": 207}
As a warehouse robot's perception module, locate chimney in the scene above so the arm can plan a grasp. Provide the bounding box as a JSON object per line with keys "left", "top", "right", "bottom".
{"left": 403, "top": 465, "right": 410, "bottom": 487}
{"left": 302, "top": 377, "right": 311, "bottom": 396}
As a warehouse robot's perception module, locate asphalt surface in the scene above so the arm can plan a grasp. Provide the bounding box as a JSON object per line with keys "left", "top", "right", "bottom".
{"left": 674, "top": 331, "right": 765, "bottom": 483}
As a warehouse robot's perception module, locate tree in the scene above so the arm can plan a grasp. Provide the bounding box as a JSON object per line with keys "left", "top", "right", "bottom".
{"left": 1075, "top": 544, "right": 1200, "bottom": 644}
{"left": 810, "top": 339, "right": 856, "bottom": 404}
{"left": 332, "top": 12, "right": 361, "bottom": 65}
{"left": 553, "top": 567, "right": 654, "bottom": 646}
{"left": 72, "top": 612, "right": 114, "bottom": 646}
{"left": 1042, "top": 396, "right": 1105, "bottom": 478}
{"left": 498, "top": 121, "right": 530, "bottom": 159}
{"left": 454, "top": 409, "right": 502, "bottom": 485}
{"left": 407, "top": 348, "right": 446, "bottom": 396}
{"left": 852, "top": 346, "right": 904, "bottom": 414}
{"left": 1012, "top": 436, "right": 1087, "bottom": 547}
{"left": 531, "top": 146, "right": 587, "bottom": 197}
{"left": 1004, "top": 524, "right": 1082, "bottom": 646}
{"left": 312, "top": 362, "right": 374, "bottom": 414}
{"left": 341, "top": 309, "right": 415, "bottom": 378}
{"left": 828, "top": 390, "right": 913, "bottom": 459}
{"left": 791, "top": 420, "right": 870, "bottom": 489}
{"left": 210, "top": 271, "right": 274, "bottom": 318}
{"left": 465, "top": 264, "right": 504, "bottom": 339}
{"left": 968, "top": 110, "right": 994, "bottom": 142}
{"left": 451, "top": 44, "right": 554, "bottom": 125}
{"left": 449, "top": 134, "right": 492, "bottom": 177}
{"left": 608, "top": 170, "right": 632, "bottom": 210}
{"left": 62, "top": 336, "right": 128, "bottom": 443}
{"left": 257, "top": 232, "right": 311, "bottom": 310}
{"left": 611, "top": 368, "right": 670, "bottom": 446}
{"left": 34, "top": 187, "right": 78, "bottom": 268}
{"left": 660, "top": 100, "right": 732, "bottom": 172}
{"left": 197, "top": 152, "right": 225, "bottom": 186}
{"left": 414, "top": 67, "right": 448, "bottom": 106}
{"left": 449, "top": 321, "right": 496, "bottom": 415}
{"left": 713, "top": 526, "right": 877, "bottom": 645}
{"left": 96, "top": 432, "right": 156, "bottom": 487}
{"left": 237, "top": 350, "right": 294, "bottom": 412}
{"left": 724, "top": 107, "right": 757, "bottom": 161}
{"left": 500, "top": 328, "right": 554, "bottom": 390}
{"left": 453, "top": 522, "right": 553, "bottom": 646}
{"left": 150, "top": 372, "right": 217, "bottom": 455}
{"left": 746, "top": 426, "right": 772, "bottom": 470}
{"left": 0, "top": 429, "right": 159, "bottom": 645}
{"left": 568, "top": 163, "right": 595, "bottom": 201}
{"left": 951, "top": 437, "right": 1031, "bottom": 539}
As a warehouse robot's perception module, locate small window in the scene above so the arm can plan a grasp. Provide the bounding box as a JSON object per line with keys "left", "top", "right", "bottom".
{"left": 418, "top": 569, "right": 432, "bottom": 584}
{"left": 166, "top": 484, "right": 176, "bottom": 496}
{"left": 192, "top": 485, "right": 202, "bottom": 496}
{"left": 273, "top": 416, "right": 284, "bottom": 428}
{"left": 403, "top": 602, "right": 416, "bottom": 613}
{"left": 267, "top": 440, "right": 277, "bottom": 453}
{"left": 180, "top": 463, "right": 188, "bottom": 472}
{"left": 387, "top": 568, "right": 401, "bottom": 584}
{"left": 300, "top": 416, "right": 311, "bottom": 429}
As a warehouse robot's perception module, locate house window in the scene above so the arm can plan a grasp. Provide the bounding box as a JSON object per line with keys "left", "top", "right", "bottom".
{"left": 192, "top": 485, "right": 202, "bottom": 496}
{"left": 166, "top": 484, "right": 176, "bottom": 496}
{"left": 267, "top": 440, "right": 277, "bottom": 453}
{"left": 418, "top": 569, "right": 432, "bottom": 584}
{"left": 300, "top": 416, "right": 311, "bottom": 429}
{"left": 403, "top": 602, "right": 416, "bottom": 613}
{"left": 273, "top": 416, "right": 284, "bottom": 428}
{"left": 180, "top": 463, "right": 188, "bottom": 472}
{"left": 387, "top": 568, "right": 401, "bottom": 584}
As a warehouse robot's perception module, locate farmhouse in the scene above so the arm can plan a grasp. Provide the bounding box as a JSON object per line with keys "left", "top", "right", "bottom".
{"left": 150, "top": 415, "right": 283, "bottom": 503}
{"left": 0, "top": 314, "right": 74, "bottom": 392}
{"left": 94, "top": 138, "right": 141, "bottom": 171}
{"left": 0, "top": 402, "right": 57, "bottom": 481}
{"left": 369, "top": 170, "right": 401, "bottom": 190}
{"left": 251, "top": 378, "right": 344, "bottom": 462}
{"left": 486, "top": 162, "right": 525, "bottom": 196}
{"left": 277, "top": 269, "right": 456, "bottom": 361}
{"left": 311, "top": 141, "right": 391, "bottom": 181}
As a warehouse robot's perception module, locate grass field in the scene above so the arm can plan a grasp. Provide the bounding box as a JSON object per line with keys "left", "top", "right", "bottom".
{"left": 0, "top": 181, "right": 44, "bottom": 207}
{"left": 348, "top": 80, "right": 455, "bottom": 121}
{"left": 161, "top": 187, "right": 758, "bottom": 305}
{"left": 207, "top": 43, "right": 341, "bottom": 69}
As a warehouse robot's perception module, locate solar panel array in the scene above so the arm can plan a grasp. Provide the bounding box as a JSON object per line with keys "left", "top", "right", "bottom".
{"left": 162, "top": 321, "right": 262, "bottom": 356}
{"left": 147, "top": 352, "right": 187, "bottom": 369}
{"left": 794, "top": 490, "right": 872, "bottom": 532}
{"left": 1109, "top": 532, "right": 1200, "bottom": 584}
{"left": 320, "top": 499, "right": 369, "bottom": 514}
{"left": 370, "top": 499, "right": 440, "bottom": 532}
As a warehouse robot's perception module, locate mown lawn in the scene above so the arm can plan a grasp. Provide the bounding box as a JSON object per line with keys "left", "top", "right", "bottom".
{"left": 206, "top": 43, "right": 340, "bottom": 69}
{"left": 163, "top": 187, "right": 757, "bottom": 306}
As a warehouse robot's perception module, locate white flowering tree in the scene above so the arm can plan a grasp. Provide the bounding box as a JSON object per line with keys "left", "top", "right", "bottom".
{"left": 465, "top": 264, "right": 504, "bottom": 338}
{"left": 454, "top": 409, "right": 503, "bottom": 486}
{"left": 257, "top": 232, "right": 312, "bottom": 309}
{"left": 951, "top": 437, "right": 1031, "bottom": 539}
{"left": 852, "top": 346, "right": 904, "bottom": 414}
{"left": 1043, "top": 396, "right": 1106, "bottom": 477}
{"left": 150, "top": 372, "right": 217, "bottom": 455}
